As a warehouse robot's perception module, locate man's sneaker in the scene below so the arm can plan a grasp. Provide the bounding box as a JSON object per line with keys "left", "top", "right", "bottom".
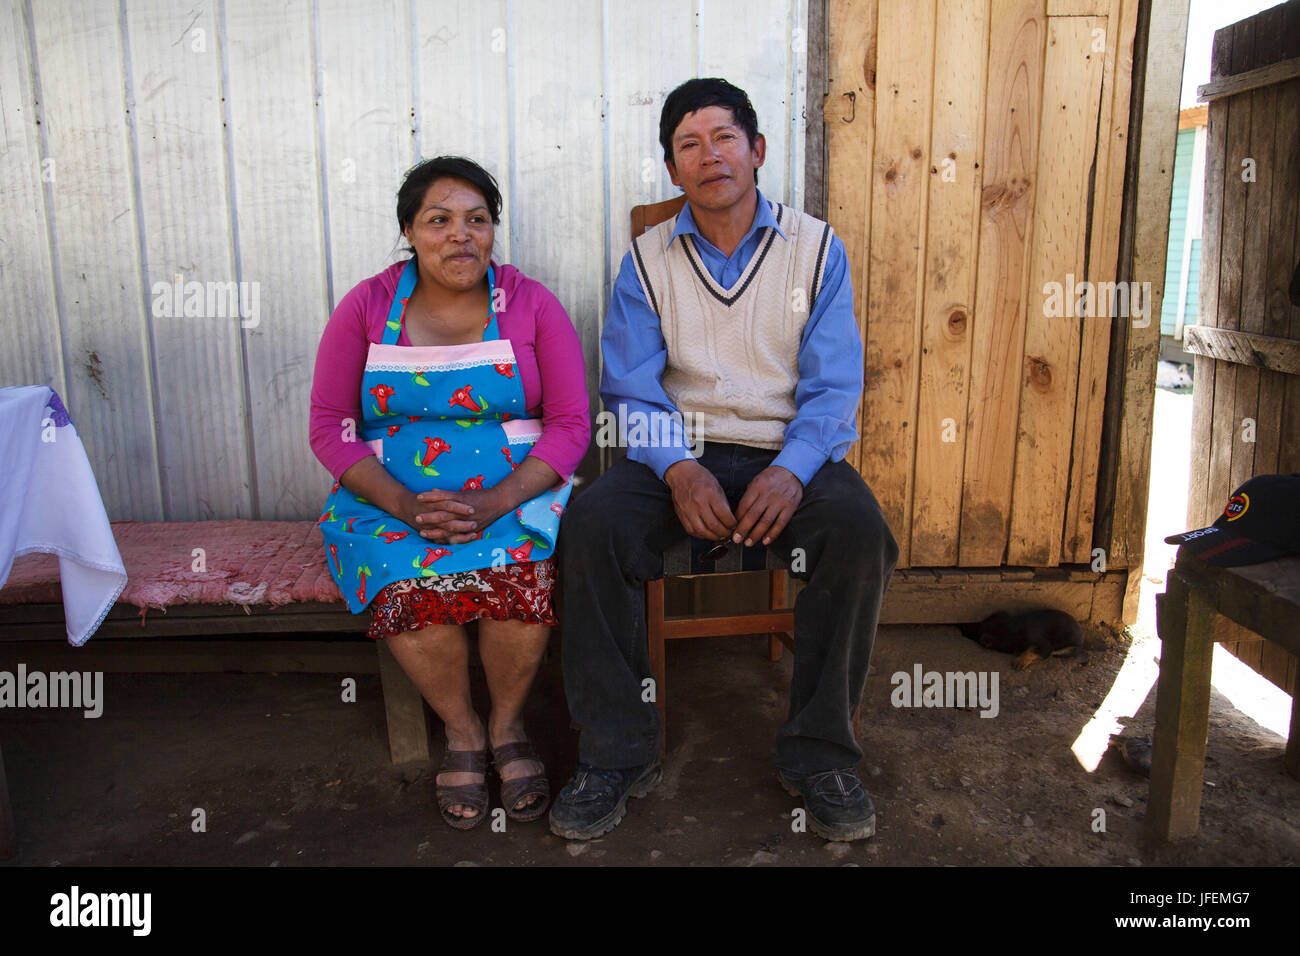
{"left": 778, "top": 768, "right": 876, "bottom": 842}
{"left": 548, "top": 761, "right": 663, "bottom": 840}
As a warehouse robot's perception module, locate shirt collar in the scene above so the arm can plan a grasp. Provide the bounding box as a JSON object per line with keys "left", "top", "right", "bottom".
{"left": 668, "top": 189, "right": 786, "bottom": 250}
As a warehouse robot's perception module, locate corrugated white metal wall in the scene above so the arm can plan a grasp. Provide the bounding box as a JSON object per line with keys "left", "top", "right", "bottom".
{"left": 0, "top": 0, "right": 808, "bottom": 519}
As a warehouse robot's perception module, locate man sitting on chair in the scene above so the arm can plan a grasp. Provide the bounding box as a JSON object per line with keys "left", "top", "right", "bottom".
{"left": 550, "top": 78, "right": 899, "bottom": 843}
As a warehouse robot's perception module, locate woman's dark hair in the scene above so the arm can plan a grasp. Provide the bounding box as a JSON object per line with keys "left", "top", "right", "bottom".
{"left": 658, "top": 77, "right": 760, "bottom": 166}
{"left": 396, "top": 156, "right": 503, "bottom": 241}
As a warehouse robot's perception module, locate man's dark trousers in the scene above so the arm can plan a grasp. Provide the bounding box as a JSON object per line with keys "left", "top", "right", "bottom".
{"left": 559, "top": 441, "right": 899, "bottom": 777}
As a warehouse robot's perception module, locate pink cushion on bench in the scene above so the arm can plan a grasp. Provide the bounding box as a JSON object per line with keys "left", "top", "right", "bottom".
{"left": 0, "top": 521, "right": 342, "bottom": 610}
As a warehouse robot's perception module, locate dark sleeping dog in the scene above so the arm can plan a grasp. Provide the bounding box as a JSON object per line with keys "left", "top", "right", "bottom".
{"left": 959, "top": 609, "right": 1085, "bottom": 670}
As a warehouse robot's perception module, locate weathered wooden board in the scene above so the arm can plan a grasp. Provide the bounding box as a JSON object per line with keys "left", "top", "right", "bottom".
{"left": 1108, "top": 0, "right": 1187, "bottom": 592}
{"left": 825, "top": 0, "right": 878, "bottom": 477}
{"left": 1174, "top": 553, "right": 1300, "bottom": 655}
{"left": 1183, "top": 326, "right": 1300, "bottom": 375}
{"left": 910, "top": 0, "right": 988, "bottom": 566}
{"left": 126, "top": 0, "right": 252, "bottom": 521}
{"left": 1229, "top": 14, "right": 1280, "bottom": 492}
{"left": 1188, "top": 27, "right": 1231, "bottom": 529}
{"left": 1243, "top": 8, "right": 1300, "bottom": 697}
{"left": 1284, "top": 7, "right": 1300, "bottom": 481}
{"left": 958, "top": 0, "right": 1044, "bottom": 567}
{"left": 0, "top": 639, "right": 376, "bottom": 672}
{"left": 859, "top": 0, "right": 936, "bottom": 568}
{"left": 1254, "top": 641, "right": 1298, "bottom": 695}
{"left": 1046, "top": 0, "right": 1109, "bottom": 13}
{"left": 26, "top": 0, "right": 162, "bottom": 520}
{"left": 879, "top": 567, "right": 1126, "bottom": 625}
{"left": 700, "top": 564, "right": 1126, "bottom": 625}
{"left": 805, "top": 0, "right": 829, "bottom": 220}
{"left": 1247, "top": 5, "right": 1295, "bottom": 478}
{"left": 1284, "top": 80, "right": 1300, "bottom": 479}
{"left": 0, "top": 1, "right": 62, "bottom": 396}
{"left": 1196, "top": 56, "right": 1300, "bottom": 102}
{"left": 1185, "top": 5, "right": 1300, "bottom": 683}
{"left": 1007, "top": 16, "right": 1104, "bottom": 568}
{"left": 1066, "top": 0, "right": 1136, "bottom": 565}
{"left": 1207, "top": 20, "right": 1253, "bottom": 524}
{"left": 1148, "top": 571, "right": 1217, "bottom": 841}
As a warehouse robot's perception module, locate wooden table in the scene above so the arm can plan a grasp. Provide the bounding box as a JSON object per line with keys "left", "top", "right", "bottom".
{"left": 1147, "top": 552, "right": 1300, "bottom": 841}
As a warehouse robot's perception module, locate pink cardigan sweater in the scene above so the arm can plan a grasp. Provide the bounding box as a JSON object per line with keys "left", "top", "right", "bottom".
{"left": 310, "top": 261, "right": 590, "bottom": 482}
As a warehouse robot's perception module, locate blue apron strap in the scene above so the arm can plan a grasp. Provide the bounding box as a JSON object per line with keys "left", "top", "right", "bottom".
{"left": 483, "top": 264, "right": 501, "bottom": 341}
{"left": 382, "top": 259, "right": 420, "bottom": 345}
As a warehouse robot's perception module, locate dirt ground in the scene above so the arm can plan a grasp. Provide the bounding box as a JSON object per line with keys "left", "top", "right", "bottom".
{"left": 3, "top": 388, "right": 1296, "bottom": 867}
{"left": 2, "top": 618, "right": 1295, "bottom": 868}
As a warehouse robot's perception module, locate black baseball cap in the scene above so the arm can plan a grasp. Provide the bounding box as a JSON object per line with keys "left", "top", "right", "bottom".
{"left": 1165, "top": 473, "right": 1300, "bottom": 566}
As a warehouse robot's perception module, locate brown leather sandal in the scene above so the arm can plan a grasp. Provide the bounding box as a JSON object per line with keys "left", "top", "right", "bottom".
{"left": 437, "top": 749, "right": 490, "bottom": 831}
{"left": 492, "top": 741, "right": 551, "bottom": 823}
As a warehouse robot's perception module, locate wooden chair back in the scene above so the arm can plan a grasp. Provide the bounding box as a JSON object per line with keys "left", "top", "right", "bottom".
{"left": 630, "top": 195, "right": 686, "bottom": 240}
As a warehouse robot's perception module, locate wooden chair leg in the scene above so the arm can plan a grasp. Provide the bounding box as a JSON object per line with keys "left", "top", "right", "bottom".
{"left": 0, "top": 743, "right": 14, "bottom": 862}
{"left": 1147, "top": 571, "right": 1216, "bottom": 841}
{"left": 1286, "top": 674, "right": 1300, "bottom": 780}
{"left": 376, "top": 640, "right": 432, "bottom": 766}
{"left": 647, "top": 578, "right": 668, "bottom": 756}
{"left": 768, "top": 569, "right": 789, "bottom": 661}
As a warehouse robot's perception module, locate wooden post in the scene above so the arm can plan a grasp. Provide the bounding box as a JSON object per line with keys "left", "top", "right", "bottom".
{"left": 804, "top": 0, "right": 829, "bottom": 221}
{"left": 769, "top": 569, "right": 790, "bottom": 661}
{"left": 1107, "top": 0, "right": 1190, "bottom": 622}
{"left": 825, "top": 0, "right": 879, "bottom": 478}
{"left": 375, "top": 640, "right": 431, "bottom": 766}
{"left": 1147, "top": 570, "right": 1216, "bottom": 841}
{"left": 647, "top": 578, "right": 668, "bottom": 755}
{"left": 1287, "top": 668, "right": 1300, "bottom": 780}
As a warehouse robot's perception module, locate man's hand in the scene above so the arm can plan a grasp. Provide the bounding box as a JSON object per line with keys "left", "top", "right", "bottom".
{"left": 732, "top": 465, "right": 802, "bottom": 547}
{"left": 664, "top": 459, "right": 736, "bottom": 540}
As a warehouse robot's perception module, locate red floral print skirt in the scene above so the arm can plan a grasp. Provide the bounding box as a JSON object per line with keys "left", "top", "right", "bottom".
{"left": 365, "top": 558, "right": 557, "bottom": 639}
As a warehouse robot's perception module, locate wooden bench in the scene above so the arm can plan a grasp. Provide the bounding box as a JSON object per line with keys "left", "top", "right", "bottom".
{"left": 0, "top": 520, "right": 435, "bottom": 858}
{"left": 1147, "top": 551, "right": 1300, "bottom": 841}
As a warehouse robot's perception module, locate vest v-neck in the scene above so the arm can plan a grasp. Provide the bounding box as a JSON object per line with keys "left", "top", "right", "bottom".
{"left": 678, "top": 203, "right": 784, "bottom": 307}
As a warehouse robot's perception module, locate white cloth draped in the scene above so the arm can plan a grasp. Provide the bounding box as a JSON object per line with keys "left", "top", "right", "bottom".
{"left": 0, "top": 386, "right": 126, "bottom": 645}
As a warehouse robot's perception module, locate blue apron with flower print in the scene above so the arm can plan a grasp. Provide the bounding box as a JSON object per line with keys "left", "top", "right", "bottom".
{"left": 319, "top": 259, "right": 571, "bottom": 614}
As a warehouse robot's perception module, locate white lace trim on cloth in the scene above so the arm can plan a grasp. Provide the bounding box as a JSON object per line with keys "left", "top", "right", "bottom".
{"left": 501, "top": 419, "right": 542, "bottom": 445}
{"left": 365, "top": 356, "right": 510, "bottom": 373}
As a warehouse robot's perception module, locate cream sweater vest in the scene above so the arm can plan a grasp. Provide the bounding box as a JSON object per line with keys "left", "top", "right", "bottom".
{"left": 630, "top": 200, "right": 835, "bottom": 450}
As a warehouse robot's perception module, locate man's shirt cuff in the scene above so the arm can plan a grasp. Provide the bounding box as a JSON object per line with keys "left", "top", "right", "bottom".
{"left": 628, "top": 442, "right": 695, "bottom": 482}
{"left": 772, "top": 438, "right": 828, "bottom": 487}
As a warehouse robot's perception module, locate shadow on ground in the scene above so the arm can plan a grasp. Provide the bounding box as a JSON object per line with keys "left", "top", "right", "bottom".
{"left": 2, "top": 623, "right": 1296, "bottom": 866}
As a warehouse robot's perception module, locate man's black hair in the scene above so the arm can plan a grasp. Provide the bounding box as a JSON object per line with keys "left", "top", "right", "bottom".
{"left": 659, "top": 77, "right": 761, "bottom": 172}
{"left": 396, "top": 156, "right": 503, "bottom": 243}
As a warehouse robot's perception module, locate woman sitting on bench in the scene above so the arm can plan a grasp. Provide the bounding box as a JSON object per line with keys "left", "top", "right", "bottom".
{"left": 309, "top": 156, "right": 589, "bottom": 830}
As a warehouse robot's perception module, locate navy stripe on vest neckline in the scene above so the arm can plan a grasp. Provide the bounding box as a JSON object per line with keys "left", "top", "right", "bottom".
{"left": 679, "top": 202, "right": 785, "bottom": 308}
{"left": 631, "top": 235, "right": 660, "bottom": 315}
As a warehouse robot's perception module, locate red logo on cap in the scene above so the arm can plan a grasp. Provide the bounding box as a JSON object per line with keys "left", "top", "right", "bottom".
{"left": 1224, "top": 493, "right": 1249, "bottom": 521}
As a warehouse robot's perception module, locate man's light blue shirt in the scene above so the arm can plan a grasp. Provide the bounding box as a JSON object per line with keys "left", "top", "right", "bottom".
{"left": 600, "top": 189, "right": 863, "bottom": 487}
